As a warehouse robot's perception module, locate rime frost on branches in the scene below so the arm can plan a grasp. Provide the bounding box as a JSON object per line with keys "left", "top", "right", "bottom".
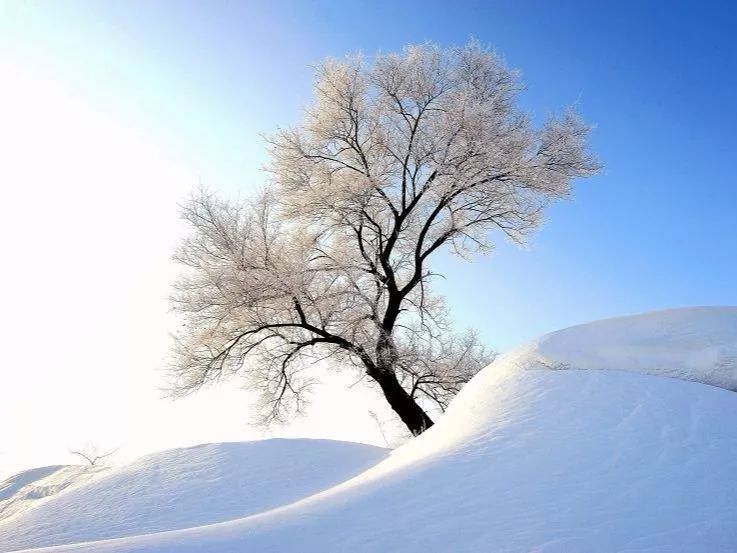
{"left": 170, "top": 41, "right": 600, "bottom": 435}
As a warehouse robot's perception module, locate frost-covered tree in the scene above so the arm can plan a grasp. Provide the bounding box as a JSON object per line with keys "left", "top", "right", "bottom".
{"left": 170, "top": 41, "right": 600, "bottom": 436}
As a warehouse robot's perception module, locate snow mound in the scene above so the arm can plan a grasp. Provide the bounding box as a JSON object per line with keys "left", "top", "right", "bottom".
{"left": 9, "top": 307, "right": 737, "bottom": 553}
{"left": 0, "top": 466, "right": 64, "bottom": 504}
{"left": 0, "top": 465, "right": 107, "bottom": 524}
{"left": 530, "top": 306, "right": 737, "bottom": 391}
{"left": 0, "top": 440, "right": 386, "bottom": 551}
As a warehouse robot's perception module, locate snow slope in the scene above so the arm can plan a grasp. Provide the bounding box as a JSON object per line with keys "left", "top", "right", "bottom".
{"left": 0, "top": 440, "right": 386, "bottom": 551}
{"left": 0, "top": 465, "right": 107, "bottom": 524}
{"left": 531, "top": 306, "right": 737, "bottom": 391}
{"left": 7, "top": 307, "right": 737, "bottom": 553}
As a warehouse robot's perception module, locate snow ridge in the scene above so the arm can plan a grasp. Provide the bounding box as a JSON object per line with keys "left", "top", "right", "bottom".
{"left": 0, "top": 465, "right": 107, "bottom": 524}
{"left": 531, "top": 306, "right": 737, "bottom": 391}
{"left": 0, "top": 440, "right": 386, "bottom": 552}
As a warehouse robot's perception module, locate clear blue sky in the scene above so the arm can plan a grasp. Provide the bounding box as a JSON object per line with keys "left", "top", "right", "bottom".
{"left": 3, "top": 0, "right": 736, "bottom": 350}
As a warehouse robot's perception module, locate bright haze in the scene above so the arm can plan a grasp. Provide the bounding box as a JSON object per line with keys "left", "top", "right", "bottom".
{"left": 1, "top": 0, "right": 735, "bottom": 479}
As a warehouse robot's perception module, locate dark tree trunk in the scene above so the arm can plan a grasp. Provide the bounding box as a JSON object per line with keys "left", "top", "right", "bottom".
{"left": 368, "top": 291, "right": 434, "bottom": 435}
{"left": 369, "top": 368, "right": 434, "bottom": 436}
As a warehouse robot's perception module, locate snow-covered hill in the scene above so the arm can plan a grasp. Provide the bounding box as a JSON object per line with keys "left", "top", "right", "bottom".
{"left": 4, "top": 307, "right": 737, "bottom": 553}
{"left": 530, "top": 306, "right": 737, "bottom": 390}
{"left": 0, "top": 465, "right": 107, "bottom": 524}
{"left": 0, "top": 440, "right": 387, "bottom": 551}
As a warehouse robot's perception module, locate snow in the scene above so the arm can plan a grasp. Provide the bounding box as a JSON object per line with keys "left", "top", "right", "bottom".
{"left": 4, "top": 307, "right": 737, "bottom": 553}
{"left": 530, "top": 306, "right": 737, "bottom": 391}
{"left": 0, "top": 466, "right": 63, "bottom": 503}
{"left": 0, "top": 440, "right": 386, "bottom": 552}
{"left": 0, "top": 465, "right": 107, "bottom": 524}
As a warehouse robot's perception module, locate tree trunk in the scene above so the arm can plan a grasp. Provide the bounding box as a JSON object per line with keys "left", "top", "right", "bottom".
{"left": 370, "top": 368, "right": 434, "bottom": 436}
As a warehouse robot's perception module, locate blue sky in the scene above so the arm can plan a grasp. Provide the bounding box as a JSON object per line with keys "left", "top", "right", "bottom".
{"left": 1, "top": 0, "right": 736, "bottom": 475}
{"left": 2, "top": 0, "right": 736, "bottom": 348}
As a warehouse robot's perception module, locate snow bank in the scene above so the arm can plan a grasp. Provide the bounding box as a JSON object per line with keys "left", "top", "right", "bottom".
{"left": 531, "top": 306, "right": 737, "bottom": 391}
{"left": 0, "top": 440, "right": 386, "bottom": 551}
{"left": 8, "top": 307, "right": 737, "bottom": 553}
{"left": 0, "top": 466, "right": 64, "bottom": 504}
{"left": 0, "top": 465, "right": 107, "bottom": 524}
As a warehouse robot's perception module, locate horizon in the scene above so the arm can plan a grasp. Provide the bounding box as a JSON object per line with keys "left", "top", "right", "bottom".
{"left": 1, "top": 0, "right": 736, "bottom": 479}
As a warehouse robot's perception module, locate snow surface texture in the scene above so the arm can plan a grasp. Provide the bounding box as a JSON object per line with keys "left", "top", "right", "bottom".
{"left": 5, "top": 306, "right": 737, "bottom": 553}
{"left": 530, "top": 306, "right": 737, "bottom": 391}
{"left": 0, "top": 465, "right": 107, "bottom": 524}
{"left": 0, "top": 440, "right": 387, "bottom": 551}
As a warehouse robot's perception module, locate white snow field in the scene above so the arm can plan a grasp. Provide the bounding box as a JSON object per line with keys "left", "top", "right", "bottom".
{"left": 0, "top": 440, "right": 387, "bottom": 552}
{"left": 0, "top": 465, "right": 108, "bottom": 524}
{"left": 4, "top": 306, "right": 737, "bottom": 553}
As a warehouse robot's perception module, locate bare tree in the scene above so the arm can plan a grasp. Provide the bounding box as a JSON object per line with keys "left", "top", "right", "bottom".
{"left": 69, "top": 444, "right": 117, "bottom": 466}
{"left": 170, "top": 41, "right": 600, "bottom": 436}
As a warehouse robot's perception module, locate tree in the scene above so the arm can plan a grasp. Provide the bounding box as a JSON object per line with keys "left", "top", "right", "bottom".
{"left": 69, "top": 443, "right": 117, "bottom": 466}
{"left": 170, "top": 41, "right": 600, "bottom": 436}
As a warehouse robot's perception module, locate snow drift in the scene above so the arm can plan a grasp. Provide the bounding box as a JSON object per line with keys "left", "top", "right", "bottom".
{"left": 530, "top": 306, "right": 737, "bottom": 390}
{"left": 0, "top": 440, "right": 387, "bottom": 551}
{"left": 0, "top": 465, "right": 107, "bottom": 524}
{"left": 5, "top": 307, "right": 737, "bottom": 553}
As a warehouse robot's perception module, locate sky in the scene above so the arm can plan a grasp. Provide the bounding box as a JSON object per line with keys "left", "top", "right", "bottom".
{"left": 1, "top": 0, "right": 735, "bottom": 478}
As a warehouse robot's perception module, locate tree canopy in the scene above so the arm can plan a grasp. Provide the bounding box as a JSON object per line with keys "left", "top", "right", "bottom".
{"left": 170, "top": 41, "right": 600, "bottom": 435}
